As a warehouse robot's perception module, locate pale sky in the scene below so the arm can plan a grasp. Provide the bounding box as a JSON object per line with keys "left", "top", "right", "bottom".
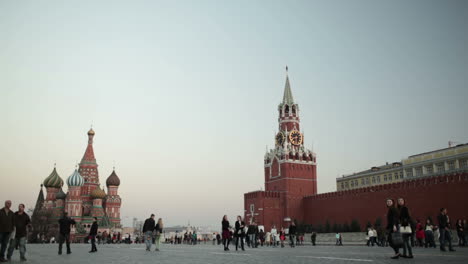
{"left": 1, "top": 0, "right": 467, "bottom": 228}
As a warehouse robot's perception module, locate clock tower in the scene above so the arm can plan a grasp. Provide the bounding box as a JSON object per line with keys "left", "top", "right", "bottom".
{"left": 245, "top": 68, "right": 317, "bottom": 229}
{"left": 264, "top": 69, "right": 317, "bottom": 196}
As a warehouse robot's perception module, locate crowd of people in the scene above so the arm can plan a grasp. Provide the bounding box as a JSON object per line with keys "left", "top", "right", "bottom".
{"left": 220, "top": 215, "right": 302, "bottom": 251}
{"left": 386, "top": 197, "right": 466, "bottom": 260}
{"left": 1, "top": 198, "right": 467, "bottom": 262}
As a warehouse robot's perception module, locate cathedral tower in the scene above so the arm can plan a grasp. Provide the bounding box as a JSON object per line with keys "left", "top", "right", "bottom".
{"left": 105, "top": 169, "right": 122, "bottom": 226}
{"left": 79, "top": 128, "right": 100, "bottom": 216}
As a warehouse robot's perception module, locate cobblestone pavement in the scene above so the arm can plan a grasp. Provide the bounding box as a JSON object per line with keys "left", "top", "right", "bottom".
{"left": 7, "top": 243, "right": 468, "bottom": 264}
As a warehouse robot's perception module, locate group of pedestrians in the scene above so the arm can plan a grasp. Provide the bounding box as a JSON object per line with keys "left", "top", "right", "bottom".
{"left": 0, "top": 201, "right": 30, "bottom": 262}
{"left": 220, "top": 215, "right": 299, "bottom": 252}
{"left": 386, "top": 198, "right": 459, "bottom": 260}
{"left": 142, "top": 214, "right": 164, "bottom": 252}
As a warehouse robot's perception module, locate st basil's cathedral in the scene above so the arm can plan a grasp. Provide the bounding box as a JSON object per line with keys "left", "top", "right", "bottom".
{"left": 32, "top": 128, "right": 122, "bottom": 238}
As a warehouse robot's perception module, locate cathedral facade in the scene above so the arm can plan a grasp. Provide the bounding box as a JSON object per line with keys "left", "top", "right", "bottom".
{"left": 35, "top": 128, "right": 122, "bottom": 232}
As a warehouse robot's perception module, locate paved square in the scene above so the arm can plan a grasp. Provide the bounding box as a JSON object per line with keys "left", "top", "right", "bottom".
{"left": 8, "top": 243, "right": 468, "bottom": 264}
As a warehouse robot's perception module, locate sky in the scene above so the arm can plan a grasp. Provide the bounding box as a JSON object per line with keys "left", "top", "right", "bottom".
{"left": 0, "top": 0, "right": 467, "bottom": 228}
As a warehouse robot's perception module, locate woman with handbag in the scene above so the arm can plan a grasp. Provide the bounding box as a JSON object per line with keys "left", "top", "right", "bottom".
{"left": 386, "top": 198, "right": 401, "bottom": 259}
{"left": 398, "top": 198, "right": 414, "bottom": 258}
{"left": 154, "top": 218, "right": 163, "bottom": 251}
{"left": 234, "top": 215, "right": 245, "bottom": 251}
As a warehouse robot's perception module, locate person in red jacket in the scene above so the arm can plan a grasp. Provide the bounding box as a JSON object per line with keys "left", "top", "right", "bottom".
{"left": 415, "top": 220, "right": 425, "bottom": 247}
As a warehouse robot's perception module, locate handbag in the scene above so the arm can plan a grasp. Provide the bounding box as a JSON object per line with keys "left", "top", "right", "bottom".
{"left": 391, "top": 232, "right": 404, "bottom": 248}
{"left": 400, "top": 226, "right": 412, "bottom": 234}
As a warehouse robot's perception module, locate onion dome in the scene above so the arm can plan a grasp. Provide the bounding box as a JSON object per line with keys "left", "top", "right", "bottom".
{"left": 91, "top": 186, "right": 106, "bottom": 199}
{"left": 106, "top": 169, "right": 120, "bottom": 187}
{"left": 43, "top": 167, "right": 64, "bottom": 188}
{"left": 88, "top": 128, "right": 95, "bottom": 136}
{"left": 56, "top": 188, "right": 67, "bottom": 200}
{"left": 67, "top": 169, "right": 84, "bottom": 187}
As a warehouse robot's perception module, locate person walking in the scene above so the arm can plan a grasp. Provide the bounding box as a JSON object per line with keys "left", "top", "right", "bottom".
{"left": 398, "top": 198, "right": 413, "bottom": 258}
{"left": 234, "top": 216, "right": 245, "bottom": 251}
{"left": 58, "top": 212, "right": 76, "bottom": 255}
{"left": 154, "top": 218, "right": 163, "bottom": 251}
{"left": 289, "top": 221, "right": 297, "bottom": 248}
{"left": 89, "top": 217, "right": 98, "bottom": 253}
{"left": 415, "top": 221, "right": 425, "bottom": 247}
{"left": 438, "top": 208, "right": 455, "bottom": 252}
{"left": 463, "top": 219, "right": 468, "bottom": 247}
{"left": 221, "top": 215, "right": 230, "bottom": 251}
{"left": 456, "top": 219, "right": 465, "bottom": 247}
{"left": 247, "top": 222, "right": 256, "bottom": 248}
{"left": 424, "top": 218, "right": 436, "bottom": 248}
{"left": 311, "top": 231, "right": 317, "bottom": 246}
{"left": 0, "top": 200, "right": 14, "bottom": 263}
{"left": 271, "top": 226, "right": 278, "bottom": 247}
{"left": 279, "top": 227, "right": 286, "bottom": 248}
{"left": 386, "top": 198, "right": 401, "bottom": 259}
{"left": 142, "top": 214, "right": 156, "bottom": 251}
{"left": 7, "top": 204, "right": 30, "bottom": 262}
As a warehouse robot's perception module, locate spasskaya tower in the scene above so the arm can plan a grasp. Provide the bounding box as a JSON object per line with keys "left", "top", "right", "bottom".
{"left": 244, "top": 68, "right": 317, "bottom": 230}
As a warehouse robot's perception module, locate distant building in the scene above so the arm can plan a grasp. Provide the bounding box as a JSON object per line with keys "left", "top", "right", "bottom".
{"left": 337, "top": 144, "right": 468, "bottom": 191}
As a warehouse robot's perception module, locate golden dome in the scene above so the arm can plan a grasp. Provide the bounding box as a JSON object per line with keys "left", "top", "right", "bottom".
{"left": 91, "top": 186, "right": 106, "bottom": 199}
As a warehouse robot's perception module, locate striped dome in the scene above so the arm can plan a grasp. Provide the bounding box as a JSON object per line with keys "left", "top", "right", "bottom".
{"left": 56, "top": 188, "right": 67, "bottom": 200}
{"left": 67, "top": 169, "right": 84, "bottom": 187}
{"left": 91, "top": 186, "right": 106, "bottom": 199}
{"left": 43, "top": 167, "right": 64, "bottom": 188}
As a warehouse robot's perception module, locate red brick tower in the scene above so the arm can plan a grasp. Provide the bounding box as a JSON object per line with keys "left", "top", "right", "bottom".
{"left": 90, "top": 186, "right": 106, "bottom": 220}
{"left": 79, "top": 128, "right": 100, "bottom": 218}
{"left": 65, "top": 168, "right": 85, "bottom": 222}
{"left": 43, "top": 166, "right": 64, "bottom": 210}
{"left": 105, "top": 168, "right": 122, "bottom": 227}
{"left": 245, "top": 68, "right": 317, "bottom": 230}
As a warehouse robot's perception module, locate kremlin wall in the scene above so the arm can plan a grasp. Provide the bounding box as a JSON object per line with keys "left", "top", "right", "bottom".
{"left": 244, "top": 71, "right": 468, "bottom": 231}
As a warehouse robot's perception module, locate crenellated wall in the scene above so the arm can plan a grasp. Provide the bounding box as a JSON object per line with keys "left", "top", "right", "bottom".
{"left": 303, "top": 173, "right": 468, "bottom": 229}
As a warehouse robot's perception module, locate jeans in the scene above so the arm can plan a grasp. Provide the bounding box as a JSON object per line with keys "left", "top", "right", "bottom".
{"left": 439, "top": 228, "right": 453, "bottom": 250}
{"left": 402, "top": 234, "right": 413, "bottom": 256}
{"left": 58, "top": 233, "right": 71, "bottom": 254}
{"left": 457, "top": 232, "right": 465, "bottom": 246}
{"left": 8, "top": 237, "right": 26, "bottom": 259}
{"left": 248, "top": 234, "right": 256, "bottom": 247}
{"left": 90, "top": 236, "right": 97, "bottom": 252}
{"left": 0, "top": 232, "right": 11, "bottom": 259}
{"left": 144, "top": 231, "right": 153, "bottom": 250}
{"left": 425, "top": 230, "right": 436, "bottom": 248}
{"left": 235, "top": 236, "right": 244, "bottom": 250}
{"left": 387, "top": 231, "right": 400, "bottom": 255}
{"left": 155, "top": 235, "right": 161, "bottom": 250}
{"left": 289, "top": 235, "right": 296, "bottom": 247}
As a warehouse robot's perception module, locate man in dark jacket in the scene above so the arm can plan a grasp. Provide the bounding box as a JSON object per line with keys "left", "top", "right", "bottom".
{"left": 289, "top": 221, "right": 297, "bottom": 248}
{"left": 311, "top": 231, "right": 317, "bottom": 246}
{"left": 0, "top": 200, "right": 14, "bottom": 262}
{"left": 142, "top": 214, "right": 155, "bottom": 251}
{"left": 58, "top": 212, "right": 76, "bottom": 255}
{"left": 438, "top": 208, "right": 455, "bottom": 252}
{"left": 89, "top": 217, "right": 98, "bottom": 253}
{"left": 6, "top": 204, "right": 30, "bottom": 261}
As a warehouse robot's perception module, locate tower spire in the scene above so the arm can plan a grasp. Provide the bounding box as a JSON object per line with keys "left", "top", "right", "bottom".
{"left": 282, "top": 66, "right": 294, "bottom": 105}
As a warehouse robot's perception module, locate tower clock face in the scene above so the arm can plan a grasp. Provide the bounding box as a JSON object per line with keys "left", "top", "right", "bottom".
{"left": 275, "top": 132, "right": 285, "bottom": 146}
{"left": 289, "top": 130, "right": 303, "bottom": 145}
